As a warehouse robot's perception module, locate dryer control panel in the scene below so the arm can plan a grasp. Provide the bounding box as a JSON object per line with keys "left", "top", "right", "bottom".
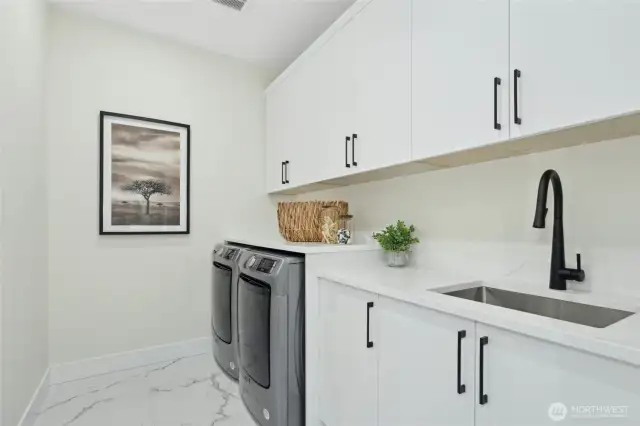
{"left": 256, "top": 257, "right": 277, "bottom": 274}
{"left": 246, "top": 255, "right": 280, "bottom": 275}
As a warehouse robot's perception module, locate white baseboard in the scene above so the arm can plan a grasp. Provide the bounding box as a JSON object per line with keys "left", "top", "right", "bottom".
{"left": 18, "top": 368, "right": 50, "bottom": 426}
{"left": 49, "top": 336, "right": 213, "bottom": 385}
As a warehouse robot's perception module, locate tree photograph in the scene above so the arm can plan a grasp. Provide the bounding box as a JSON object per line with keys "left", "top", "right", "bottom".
{"left": 108, "top": 121, "right": 182, "bottom": 227}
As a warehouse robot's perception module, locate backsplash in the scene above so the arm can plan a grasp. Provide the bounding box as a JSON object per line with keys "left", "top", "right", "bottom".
{"left": 297, "top": 136, "right": 640, "bottom": 299}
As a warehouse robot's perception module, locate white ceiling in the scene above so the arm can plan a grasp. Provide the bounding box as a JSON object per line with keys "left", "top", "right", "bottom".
{"left": 50, "top": 0, "right": 356, "bottom": 74}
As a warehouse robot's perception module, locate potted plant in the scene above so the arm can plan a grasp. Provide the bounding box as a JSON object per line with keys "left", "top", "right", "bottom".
{"left": 372, "top": 220, "right": 420, "bottom": 267}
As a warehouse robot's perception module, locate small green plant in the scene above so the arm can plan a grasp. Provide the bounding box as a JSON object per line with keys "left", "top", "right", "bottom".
{"left": 372, "top": 220, "right": 420, "bottom": 252}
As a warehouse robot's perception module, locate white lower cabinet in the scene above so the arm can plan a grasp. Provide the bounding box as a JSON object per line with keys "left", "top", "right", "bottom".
{"left": 318, "top": 282, "right": 640, "bottom": 426}
{"left": 378, "top": 297, "right": 475, "bottom": 426}
{"left": 319, "top": 281, "right": 378, "bottom": 426}
{"left": 475, "top": 323, "right": 640, "bottom": 426}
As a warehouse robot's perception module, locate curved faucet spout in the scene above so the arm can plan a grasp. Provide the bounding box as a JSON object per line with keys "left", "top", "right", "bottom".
{"left": 533, "top": 169, "right": 563, "bottom": 228}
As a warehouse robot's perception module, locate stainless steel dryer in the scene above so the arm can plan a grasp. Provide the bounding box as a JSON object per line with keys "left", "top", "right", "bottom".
{"left": 237, "top": 249, "right": 305, "bottom": 426}
{"left": 211, "top": 243, "right": 245, "bottom": 380}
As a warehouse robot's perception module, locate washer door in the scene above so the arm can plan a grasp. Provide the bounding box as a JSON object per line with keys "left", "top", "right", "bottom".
{"left": 212, "top": 262, "right": 233, "bottom": 344}
{"left": 238, "top": 273, "right": 271, "bottom": 389}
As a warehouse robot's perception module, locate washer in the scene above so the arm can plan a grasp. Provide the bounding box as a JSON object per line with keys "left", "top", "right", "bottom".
{"left": 211, "top": 243, "right": 245, "bottom": 380}
{"left": 237, "top": 248, "right": 305, "bottom": 426}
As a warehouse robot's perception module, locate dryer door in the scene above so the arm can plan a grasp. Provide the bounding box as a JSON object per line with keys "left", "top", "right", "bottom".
{"left": 212, "top": 262, "right": 233, "bottom": 344}
{"left": 238, "top": 273, "right": 271, "bottom": 389}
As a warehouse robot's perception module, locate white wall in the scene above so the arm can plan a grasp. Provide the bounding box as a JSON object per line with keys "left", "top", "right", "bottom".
{"left": 46, "top": 8, "right": 279, "bottom": 365}
{"left": 0, "top": 0, "right": 49, "bottom": 424}
{"left": 298, "top": 137, "right": 640, "bottom": 298}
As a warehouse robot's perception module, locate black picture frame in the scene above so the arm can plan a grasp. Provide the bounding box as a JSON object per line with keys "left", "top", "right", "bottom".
{"left": 99, "top": 111, "right": 190, "bottom": 235}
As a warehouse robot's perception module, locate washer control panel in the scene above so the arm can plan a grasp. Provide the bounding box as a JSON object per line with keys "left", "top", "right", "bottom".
{"left": 222, "top": 248, "right": 240, "bottom": 260}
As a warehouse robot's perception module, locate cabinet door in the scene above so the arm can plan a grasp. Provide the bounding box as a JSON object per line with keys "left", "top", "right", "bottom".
{"left": 319, "top": 281, "right": 378, "bottom": 426}
{"left": 476, "top": 324, "right": 640, "bottom": 426}
{"left": 309, "top": 24, "right": 356, "bottom": 183}
{"left": 378, "top": 297, "right": 475, "bottom": 426}
{"left": 412, "top": 0, "right": 509, "bottom": 160}
{"left": 351, "top": 0, "right": 411, "bottom": 172}
{"left": 265, "top": 79, "right": 290, "bottom": 193}
{"left": 265, "top": 65, "right": 312, "bottom": 191}
{"left": 510, "top": 0, "right": 640, "bottom": 138}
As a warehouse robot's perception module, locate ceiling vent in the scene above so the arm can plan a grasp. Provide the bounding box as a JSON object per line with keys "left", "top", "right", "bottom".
{"left": 211, "top": 0, "right": 248, "bottom": 12}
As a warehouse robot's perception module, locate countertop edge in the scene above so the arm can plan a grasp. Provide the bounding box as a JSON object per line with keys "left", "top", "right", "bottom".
{"left": 225, "top": 238, "right": 380, "bottom": 254}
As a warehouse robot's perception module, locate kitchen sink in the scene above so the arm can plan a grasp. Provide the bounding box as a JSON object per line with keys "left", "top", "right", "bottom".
{"left": 442, "top": 286, "right": 635, "bottom": 328}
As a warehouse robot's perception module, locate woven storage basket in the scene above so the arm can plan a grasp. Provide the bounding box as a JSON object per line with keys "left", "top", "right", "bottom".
{"left": 278, "top": 201, "right": 349, "bottom": 242}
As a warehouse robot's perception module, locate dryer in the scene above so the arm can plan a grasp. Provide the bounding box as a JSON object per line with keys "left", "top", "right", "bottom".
{"left": 211, "top": 243, "right": 245, "bottom": 380}
{"left": 237, "top": 249, "right": 305, "bottom": 426}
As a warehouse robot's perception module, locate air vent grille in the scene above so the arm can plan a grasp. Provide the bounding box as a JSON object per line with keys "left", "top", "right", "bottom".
{"left": 212, "top": 0, "right": 247, "bottom": 12}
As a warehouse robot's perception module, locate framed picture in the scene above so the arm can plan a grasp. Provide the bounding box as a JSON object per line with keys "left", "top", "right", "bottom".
{"left": 99, "top": 111, "right": 190, "bottom": 235}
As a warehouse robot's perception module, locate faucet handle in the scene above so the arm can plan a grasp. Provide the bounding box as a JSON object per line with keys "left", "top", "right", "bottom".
{"left": 572, "top": 253, "right": 586, "bottom": 282}
{"left": 560, "top": 253, "right": 586, "bottom": 283}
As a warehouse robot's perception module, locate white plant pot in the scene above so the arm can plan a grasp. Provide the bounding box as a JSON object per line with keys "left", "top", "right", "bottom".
{"left": 386, "top": 251, "right": 410, "bottom": 267}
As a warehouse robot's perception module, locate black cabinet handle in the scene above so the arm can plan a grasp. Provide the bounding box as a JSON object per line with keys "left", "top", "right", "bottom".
{"left": 366, "top": 302, "right": 374, "bottom": 348}
{"left": 352, "top": 134, "right": 358, "bottom": 167}
{"left": 479, "top": 336, "right": 489, "bottom": 405}
{"left": 493, "top": 77, "right": 501, "bottom": 130}
{"left": 457, "top": 330, "right": 466, "bottom": 394}
{"left": 345, "top": 136, "right": 351, "bottom": 168}
{"left": 284, "top": 161, "right": 290, "bottom": 184}
{"left": 281, "top": 162, "right": 285, "bottom": 185}
{"left": 514, "top": 69, "right": 522, "bottom": 125}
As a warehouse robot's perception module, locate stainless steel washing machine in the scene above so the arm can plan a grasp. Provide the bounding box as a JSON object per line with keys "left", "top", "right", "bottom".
{"left": 211, "top": 243, "right": 245, "bottom": 380}
{"left": 237, "top": 248, "right": 305, "bottom": 426}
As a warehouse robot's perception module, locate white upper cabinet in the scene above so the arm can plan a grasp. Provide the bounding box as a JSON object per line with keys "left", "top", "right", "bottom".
{"left": 265, "top": 95, "right": 286, "bottom": 193}
{"left": 475, "top": 323, "right": 640, "bottom": 426}
{"left": 314, "top": 0, "right": 412, "bottom": 180}
{"left": 378, "top": 297, "right": 475, "bottom": 426}
{"left": 265, "top": 61, "right": 314, "bottom": 192}
{"left": 267, "top": 0, "right": 640, "bottom": 194}
{"left": 351, "top": 0, "right": 411, "bottom": 172}
{"left": 510, "top": 0, "right": 640, "bottom": 138}
{"left": 412, "top": 0, "right": 510, "bottom": 160}
{"left": 265, "top": 0, "right": 411, "bottom": 192}
{"left": 308, "top": 20, "right": 357, "bottom": 182}
{"left": 265, "top": 75, "right": 295, "bottom": 193}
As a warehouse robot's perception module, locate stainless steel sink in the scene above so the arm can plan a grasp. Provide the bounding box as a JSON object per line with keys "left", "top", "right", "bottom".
{"left": 443, "top": 286, "right": 635, "bottom": 328}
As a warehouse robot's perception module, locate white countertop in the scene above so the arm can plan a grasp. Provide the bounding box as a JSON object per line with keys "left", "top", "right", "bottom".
{"left": 317, "top": 262, "right": 640, "bottom": 368}
{"left": 225, "top": 237, "right": 379, "bottom": 254}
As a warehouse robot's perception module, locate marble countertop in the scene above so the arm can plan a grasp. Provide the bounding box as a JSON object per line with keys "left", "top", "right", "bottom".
{"left": 225, "top": 237, "right": 379, "bottom": 254}
{"left": 317, "top": 262, "right": 640, "bottom": 368}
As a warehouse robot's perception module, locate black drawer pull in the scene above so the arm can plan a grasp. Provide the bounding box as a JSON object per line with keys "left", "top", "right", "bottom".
{"left": 479, "top": 336, "right": 489, "bottom": 405}
{"left": 352, "top": 133, "right": 358, "bottom": 167}
{"left": 457, "top": 330, "right": 466, "bottom": 394}
{"left": 514, "top": 69, "right": 522, "bottom": 125}
{"left": 345, "top": 136, "right": 351, "bottom": 168}
{"left": 281, "top": 162, "right": 285, "bottom": 185}
{"left": 366, "top": 302, "right": 374, "bottom": 348}
{"left": 494, "top": 77, "right": 501, "bottom": 130}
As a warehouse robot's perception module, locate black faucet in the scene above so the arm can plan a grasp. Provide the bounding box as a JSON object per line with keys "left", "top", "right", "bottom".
{"left": 533, "top": 169, "right": 585, "bottom": 291}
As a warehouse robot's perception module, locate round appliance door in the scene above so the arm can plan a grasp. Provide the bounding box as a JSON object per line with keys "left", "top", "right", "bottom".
{"left": 238, "top": 273, "right": 271, "bottom": 389}
{"left": 212, "top": 262, "right": 233, "bottom": 344}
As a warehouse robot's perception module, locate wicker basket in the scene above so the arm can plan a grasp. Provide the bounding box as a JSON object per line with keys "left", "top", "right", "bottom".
{"left": 277, "top": 201, "right": 349, "bottom": 242}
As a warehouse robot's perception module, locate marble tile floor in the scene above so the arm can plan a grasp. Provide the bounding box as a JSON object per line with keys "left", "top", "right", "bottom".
{"left": 32, "top": 353, "right": 257, "bottom": 426}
